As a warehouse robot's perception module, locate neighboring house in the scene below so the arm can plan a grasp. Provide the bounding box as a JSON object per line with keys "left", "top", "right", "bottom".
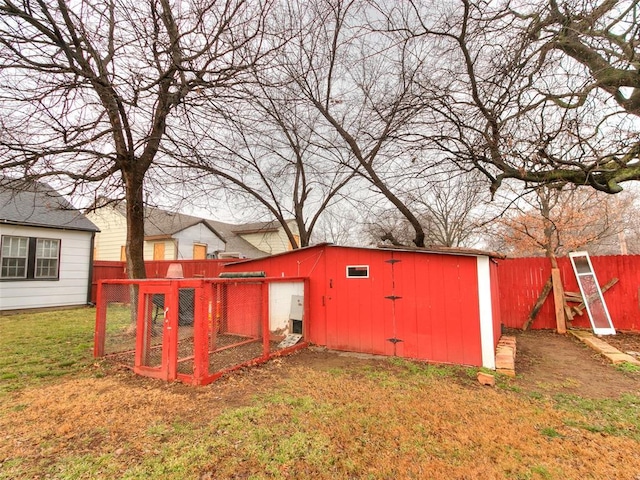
{"left": 87, "top": 200, "right": 299, "bottom": 261}
{"left": 231, "top": 219, "right": 300, "bottom": 255}
{"left": 0, "top": 178, "right": 99, "bottom": 312}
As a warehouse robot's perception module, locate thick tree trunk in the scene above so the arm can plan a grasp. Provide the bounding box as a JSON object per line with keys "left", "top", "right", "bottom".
{"left": 124, "top": 170, "right": 147, "bottom": 280}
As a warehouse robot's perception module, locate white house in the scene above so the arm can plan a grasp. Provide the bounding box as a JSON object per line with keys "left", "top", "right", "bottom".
{"left": 0, "top": 178, "right": 99, "bottom": 312}
{"left": 87, "top": 200, "right": 299, "bottom": 261}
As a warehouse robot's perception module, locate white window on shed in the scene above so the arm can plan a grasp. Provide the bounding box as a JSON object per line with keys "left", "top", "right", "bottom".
{"left": 346, "top": 265, "right": 369, "bottom": 278}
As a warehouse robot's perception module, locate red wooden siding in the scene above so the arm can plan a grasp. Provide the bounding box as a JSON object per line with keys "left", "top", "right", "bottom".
{"left": 91, "top": 259, "right": 233, "bottom": 303}
{"left": 222, "top": 245, "right": 489, "bottom": 366}
{"left": 323, "top": 247, "right": 392, "bottom": 356}
{"left": 496, "top": 255, "right": 640, "bottom": 331}
{"left": 224, "top": 282, "right": 263, "bottom": 337}
{"left": 144, "top": 259, "right": 233, "bottom": 279}
{"left": 91, "top": 261, "right": 127, "bottom": 303}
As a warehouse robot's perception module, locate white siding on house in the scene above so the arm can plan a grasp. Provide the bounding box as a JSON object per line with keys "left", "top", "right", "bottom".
{"left": 86, "top": 208, "right": 127, "bottom": 261}
{"left": 0, "top": 225, "right": 93, "bottom": 311}
{"left": 174, "top": 223, "right": 225, "bottom": 259}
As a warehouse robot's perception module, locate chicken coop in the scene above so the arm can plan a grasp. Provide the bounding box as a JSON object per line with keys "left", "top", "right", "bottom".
{"left": 94, "top": 276, "right": 308, "bottom": 385}
{"left": 222, "top": 244, "right": 503, "bottom": 369}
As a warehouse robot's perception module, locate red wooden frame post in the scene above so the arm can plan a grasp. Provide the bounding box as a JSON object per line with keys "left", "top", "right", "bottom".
{"left": 165, "top": 282, "right": 179, "bottom": 381}
{"left": 210, "top": 283, "right": 219, "bottom": 352}
{"left": 134, "top": 284, "right": 148, "bottom": 368}
{"left": 192, "top": 283, "right": 210, "bottom": 385}
{"left": 93, "top": 280, "right": 106, "bottom": 357}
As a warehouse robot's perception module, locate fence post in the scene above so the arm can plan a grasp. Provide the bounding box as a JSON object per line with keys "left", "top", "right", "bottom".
{"left": 192, "top": 282, "right": 209, "bottom": 385}
{"left": 93, "top": 280, "right": 106, "bottom": 357}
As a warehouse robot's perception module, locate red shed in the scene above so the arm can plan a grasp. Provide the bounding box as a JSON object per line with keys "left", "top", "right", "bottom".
{"left": 223, "top": 244, "right": 502, "bottom": 369}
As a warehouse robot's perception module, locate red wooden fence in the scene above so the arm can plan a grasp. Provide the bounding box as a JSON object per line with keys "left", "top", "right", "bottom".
{"left": 91, "top": 259, "right": 233, "bottom": 303}
{"left": 496, "top": 255, "right": 640, "bottom": 332}
{"left": 92, "top": 255, "right": 640, "bottom": 332}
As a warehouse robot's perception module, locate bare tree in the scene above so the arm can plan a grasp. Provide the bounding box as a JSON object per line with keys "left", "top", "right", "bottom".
{"left": 365, "top": 169, "right": 491, "bottom": 248}
{"left": 267, "top": 0, "right": 437, "bottom": 247}
{"left": 0, "top": 0, "right": 271, "bottom": 278}
{"left": 164, "top": 71, "right": 359, "bottom": 248}
{"left": 383, "top": 0, "right": 640, "bottom": 195}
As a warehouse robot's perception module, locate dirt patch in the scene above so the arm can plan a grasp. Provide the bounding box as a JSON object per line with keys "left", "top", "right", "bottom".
{"left": 512, "top": 329, "right": 640, "bottom": 398}
{"left": 604, "top": 331, "right": 640, "bottom": 358}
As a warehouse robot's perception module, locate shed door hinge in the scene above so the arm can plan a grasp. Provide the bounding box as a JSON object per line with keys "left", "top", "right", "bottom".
{"left": 385, "top": 259, "right": 401, "bottom": 264}
{"left": 387, "top": 338, "right": 403, "bottom": 344}
{"left": 384, "top": 295, "right": 402, "bottom": 300}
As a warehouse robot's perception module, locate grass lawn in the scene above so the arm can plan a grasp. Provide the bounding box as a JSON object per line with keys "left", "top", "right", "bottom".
{"left": 0, "top": 308, "right": 95, "bottom": 397}
{"left": 1, "top": 309, "right": 639, "bottom": 479}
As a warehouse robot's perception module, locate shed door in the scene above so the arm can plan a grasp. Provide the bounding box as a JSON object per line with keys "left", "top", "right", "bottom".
{"left": 383, "top": 252, "right": 483, "bottom": 365}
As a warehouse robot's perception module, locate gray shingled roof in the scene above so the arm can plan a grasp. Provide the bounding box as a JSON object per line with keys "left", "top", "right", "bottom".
{"left": 0, "top": 177, "right": 99, "bottom": 232}
{"left": 142, "top": 206, "right": 208, "bottom": 238}
{"left": 231, "top": 219, "right": 281, "bottom": 234}
{"left": 203, "top": 219, "right": 269, "bottom": 258}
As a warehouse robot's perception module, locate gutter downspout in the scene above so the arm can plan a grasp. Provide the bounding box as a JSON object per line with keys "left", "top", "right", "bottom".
{"left": 87, "top": 231, "right": 96, "bottom": 305}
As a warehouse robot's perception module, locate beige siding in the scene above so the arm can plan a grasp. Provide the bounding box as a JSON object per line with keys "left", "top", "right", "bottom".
{"left": 88, "top": 208, "right": 180, "bottom": 260}
{"left": 143, "top": 239, "right": 176, "bottom": 260}
{"left": 86, "top": 208, "right": 127, "bottom": 261}
{"left": 239, "top": 231, "right": 287, "bottom": 255}
{"left": 239, "top": 222, "right": 300, "bottom": 255}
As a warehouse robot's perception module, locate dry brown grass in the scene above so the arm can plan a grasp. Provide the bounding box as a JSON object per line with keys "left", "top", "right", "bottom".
{"left": 1, "top": 355, "right": 639, "bottom": 480}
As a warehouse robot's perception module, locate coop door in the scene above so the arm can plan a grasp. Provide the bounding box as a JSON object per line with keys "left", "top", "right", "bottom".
{"left": 134, "top": 285, "right": 178, "bottom": 380}
{"left": 569, "top": 252, "right": 616, "bottom": 335}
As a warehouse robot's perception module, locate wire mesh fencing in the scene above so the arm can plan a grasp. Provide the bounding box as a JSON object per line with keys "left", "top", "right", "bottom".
{"left": 95, "top": 278, "right": 307, "bottom": 385}
{"left": 206, "top": 281, "right": 264, "bottom": 374}
{"left": 99, "top": 283, "right": 136, "bottom": 367}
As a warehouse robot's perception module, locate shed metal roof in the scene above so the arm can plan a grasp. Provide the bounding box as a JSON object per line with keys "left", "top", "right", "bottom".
{"left": 223, "top": 242, "right": 505, "bottom": 267}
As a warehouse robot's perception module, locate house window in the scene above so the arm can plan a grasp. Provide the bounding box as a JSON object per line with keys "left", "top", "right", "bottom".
{"left": 0, "top": 236, "right": 61, "bottom": 280}
{"left": 346, "top": 265, "right": 369, "bottom": 278}
{"left": 35, "top": 239, "right": 60, "bottom": 278}
{"left": 1, "top": 236, "right": 28, "bottom": 278}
